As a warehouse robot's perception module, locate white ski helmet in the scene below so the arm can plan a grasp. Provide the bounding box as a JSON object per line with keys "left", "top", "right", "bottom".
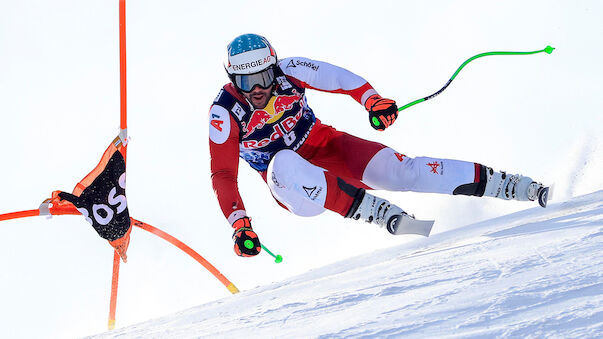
{"left": 225, "top": 33, "right": 277, "bottom": 92}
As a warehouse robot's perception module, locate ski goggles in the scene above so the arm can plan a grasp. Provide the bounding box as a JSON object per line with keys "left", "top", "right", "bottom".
{"left": 232, "top": 67, "right": 275, "bottom": 93}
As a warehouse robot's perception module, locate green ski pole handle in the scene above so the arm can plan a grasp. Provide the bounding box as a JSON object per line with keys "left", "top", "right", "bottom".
{"left": 244, "top": 240, "right": 255, "bottom": 249}
{"left": 397, "top": 45, "right": 555, "bottom": 113}
{"left": 243, "top": 240, "right": 282, "bottom": 263}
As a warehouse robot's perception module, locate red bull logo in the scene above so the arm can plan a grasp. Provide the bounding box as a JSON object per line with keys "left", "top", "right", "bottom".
{"left": 242, "top": 106, "right": 305, "bottom": 149}
{"left": 242, "top": 91, "right": 302, "bottom": 138}
{"left": 243, "top": 110, "right": 272, "bottom": 138}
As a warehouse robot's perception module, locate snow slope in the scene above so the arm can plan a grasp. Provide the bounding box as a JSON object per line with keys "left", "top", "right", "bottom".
{"left": 89, "top": 190, "right": 603, "bottom": 338}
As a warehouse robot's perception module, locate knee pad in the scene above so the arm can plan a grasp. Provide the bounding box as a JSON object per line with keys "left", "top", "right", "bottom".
{"left": 267, "top": 150, "right": 326, "bottom": 217}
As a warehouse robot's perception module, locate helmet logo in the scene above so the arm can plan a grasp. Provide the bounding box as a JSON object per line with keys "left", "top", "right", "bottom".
{"left": 232, "top": 56, "right": 273, "bottom": 72}
{"left": 226, "top": 34, "right": 277, "bottom": 76}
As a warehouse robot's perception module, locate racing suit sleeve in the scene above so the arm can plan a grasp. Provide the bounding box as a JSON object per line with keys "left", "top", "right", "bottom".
{"left": 209, "top": 104, "right": 247, "bottom": 225}
{"left": 279, "top": 57, "right": 378, "bottom": 107}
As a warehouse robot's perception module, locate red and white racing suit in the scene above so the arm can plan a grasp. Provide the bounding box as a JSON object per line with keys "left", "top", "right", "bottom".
{"left": 209, "top": 57, "right": 485, "bottom": 224}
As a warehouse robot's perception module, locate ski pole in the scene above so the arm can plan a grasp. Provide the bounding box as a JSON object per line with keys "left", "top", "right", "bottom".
{"left": 395, "top": 45, "right": 555, "bottom": 113}
{"left": 261, "top": 244, "right": 283, "bottom": 263}
{"left": 244, "top": 240, "right": 282, "bottom": 263}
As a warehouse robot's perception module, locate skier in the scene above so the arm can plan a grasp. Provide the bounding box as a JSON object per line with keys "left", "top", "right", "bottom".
{"left": 209, "top": 34, "right": 548, "bottom": 257}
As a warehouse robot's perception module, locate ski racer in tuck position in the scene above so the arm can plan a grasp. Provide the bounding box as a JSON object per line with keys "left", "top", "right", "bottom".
{"left": 209, "top": 34, "right": 549, "bottom": 257}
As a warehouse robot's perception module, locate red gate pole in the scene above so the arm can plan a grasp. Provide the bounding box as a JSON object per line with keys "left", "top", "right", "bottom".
{"left": 108, "top": 252, "right": 121, "bottom": 330}
{"left": 132, "top": 218, "right": 240, "bottom": 294}
{"left": 108, "top": 0, "right": 128, "bottom": 330}
{"left": 0, "top": 210, "right": 40, "bottom": 222}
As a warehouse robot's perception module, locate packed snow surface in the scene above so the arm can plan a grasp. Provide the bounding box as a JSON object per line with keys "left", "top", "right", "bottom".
{"left": 90, "top": 191, "right": 603, "bottom": 338}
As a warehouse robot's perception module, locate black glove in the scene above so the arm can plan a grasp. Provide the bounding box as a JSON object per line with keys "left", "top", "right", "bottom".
{"left": 232, "top": 217, "right": 261, "bottom": 257}
{"left": 365, "top": 94, "right": 398, "bottom": 131}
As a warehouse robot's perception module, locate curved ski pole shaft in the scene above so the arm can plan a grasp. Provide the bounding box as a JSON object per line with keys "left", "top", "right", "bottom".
{"left": 398, "top": 45, "right": 555, "bottom": 112}
{"left": 261, "top": 244, "right": 283, "bottom": 263}
{"left": 131, "top": 218, "right": 240, "bottom": 294}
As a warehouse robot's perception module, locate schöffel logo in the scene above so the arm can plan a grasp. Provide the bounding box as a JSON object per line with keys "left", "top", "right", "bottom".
{"left": 303, "top": 185, "right": 323, "bottom": 200}
{"left": 286, "top": 59, "right": 320, "bottom": 71}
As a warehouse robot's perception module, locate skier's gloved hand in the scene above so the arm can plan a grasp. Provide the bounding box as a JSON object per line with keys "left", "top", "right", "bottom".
{"left": 365, "top": 94, "right": 398, "bottom": 131}
{"left": 232, "top": 216, "right": 261, "bottom": 257}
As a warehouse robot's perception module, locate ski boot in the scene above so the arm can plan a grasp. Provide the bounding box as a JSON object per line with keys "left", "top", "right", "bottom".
{"left": 483, "top": 167, "right": 550, "bottom": 207}
{"left": 350, "top": 192, "right": 434, "bottom": 236}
